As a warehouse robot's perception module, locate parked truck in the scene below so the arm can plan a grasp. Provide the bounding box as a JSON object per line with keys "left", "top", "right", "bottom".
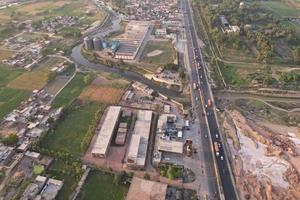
{"left": 185, "top": 139, "right": 193, "bottom": 157}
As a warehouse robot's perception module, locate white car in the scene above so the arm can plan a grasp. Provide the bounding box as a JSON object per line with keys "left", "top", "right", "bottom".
{"left": 220, "top": 156, "right": 224, "bottom": 161}
{"left": 215, "top": 134, "right": 219, "bottom": 139}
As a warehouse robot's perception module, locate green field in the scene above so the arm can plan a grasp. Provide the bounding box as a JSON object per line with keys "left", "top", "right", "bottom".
{"left": 77, "top": 170, "right": 129, "bottom": 200}
{"left": 52, "top": 73, "right": 94, "bottom": 108}
{"left": 219, "top": 64, "right": 249, "bottom": 87}
{"left": 0, "top": 66, "right": 29, "bottom": 120}
{"left": 0, "top": 66, "right": 23, "bottom": 87}
{"left": 0, "top": 0, "right": 106, "bottom": 42}
{"left": 41, "top": 101, "right": 104, "bottom": 157}
{"left": 140, "top": 41, "right": 176, "bottom": 65}
{"left": 0, "top": 87, "right": 30, "bottom": 119}
{"left": 260, "top": 1, "right": 300, "bottom": 17}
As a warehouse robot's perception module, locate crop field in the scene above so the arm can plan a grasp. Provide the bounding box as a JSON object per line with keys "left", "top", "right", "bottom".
{"left": 260, "top": 1, "right": 300, "bottom": 18}
{"left": 141, "top": 41, "right": 176, "bottom": 65}
{"left": 0, "top": 66, "right": 23, "bottom": 87}
{"left": 15, "top": 1, "right": 68, "bottom": 14}
{"left": 52, "top": 73, "right": 94, "bottom": 108}
{"left": 6, "top": 57, "right": 64, "bottom": 91}
{"left": 0, "top": 49, "right": 14, "bottom": 60}
{"left": 79, "top": 87, "right": 124, "bottom": 104}
{"left": 7, "top": 68, "right": 52, "bottom": 91}
{"left": 77, "top": 170, "right": 129, "bottom": 200}
{"left": 79, "top": 74, "right": 128, "bottom": 104}
{"left": 0, "top": 66, "right": 28, "bottom": 120}
{"left": 0, "top": 87, "right": 29, "bottom": 120}
{"left": 41, "top": 101, "right": 105, "bottom": 157}
{"left": 219, "top": 64, "right": 249, "bottom": 87}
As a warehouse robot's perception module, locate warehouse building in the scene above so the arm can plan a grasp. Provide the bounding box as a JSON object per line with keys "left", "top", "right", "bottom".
{"left": 92, "top": 106, "right": 121, "bottom": 158}
{"left": 126, "top": 110, "right": 152, "bottom": 169}
{"left": 115, "top": 21, "right": 151, "bottom": 60}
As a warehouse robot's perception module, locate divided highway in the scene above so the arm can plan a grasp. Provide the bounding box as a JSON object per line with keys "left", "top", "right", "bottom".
{"left": 182, "top": 0, "right": 238, "bottom": 199}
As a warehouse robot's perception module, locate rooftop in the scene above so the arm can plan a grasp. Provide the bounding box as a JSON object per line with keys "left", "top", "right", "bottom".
{"left": 92, "top": 106, "right": 121, "bottom": 156}
{"left": 157, "top": 139, "right": 183, "bottom": 154}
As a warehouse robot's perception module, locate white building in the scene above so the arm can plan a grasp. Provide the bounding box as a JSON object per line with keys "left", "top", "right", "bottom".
{"left": 91, "top": 106, "right": 121, "bottom": 158}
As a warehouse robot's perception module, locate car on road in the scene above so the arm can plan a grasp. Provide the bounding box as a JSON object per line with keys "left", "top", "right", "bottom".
{"left": 215, "top": 134, "right": 219, "bottom": 139}
{"left": 220, "top": 156, "right": 224, "bottom": 161}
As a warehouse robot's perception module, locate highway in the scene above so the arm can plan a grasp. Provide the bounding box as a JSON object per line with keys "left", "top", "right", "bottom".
{"left": 182, "top": 0, "right": 238, "bottom": 199}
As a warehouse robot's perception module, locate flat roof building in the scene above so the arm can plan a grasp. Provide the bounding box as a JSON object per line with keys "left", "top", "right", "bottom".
{"left": 92, "top": 106, "right": 121, "bottom": 158}
{"left": 115, "top": 21, "right": 151, "bottom": 60}
{"left": 126, "top": 177, "right": 167, "bottom": 200}
{"left": 37, "top": 178, "right": 63, "bottom": 200}
{"left": 126, "top": 110, "right": 152, "bottom": 168}
{"left": 158, "top": 139, "right": 183, "bottom": 154}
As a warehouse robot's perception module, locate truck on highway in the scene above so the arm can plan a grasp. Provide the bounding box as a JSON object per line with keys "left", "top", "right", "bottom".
{"left": 214, "top": 142, "right": 219, "bottom": 156}
{"left": 207, "top": 99, "right": 212, "bottom": 107}
{"left": 193, "top": 83, "right": 198, "bottom": 90}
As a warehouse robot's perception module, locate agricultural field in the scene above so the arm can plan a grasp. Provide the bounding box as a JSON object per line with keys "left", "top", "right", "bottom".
{"left": 7, "top": 57, "right": 63, "bottom": 91}
{"left": 77, "top": 170, "right": 129, "bottom": 200}
{"left": 0, "top": 66, "right": 23, "bottom": 87}
{"left": 0, "top": 0, "right": 106, "bottom": 42}
{"left": 0, "top": 66, "right": 29, "bottom": 120}
{"left": 79, "top": 73, "right": 128, "bottom": 104}
{"left": 52, "top": 72, "right": 95, "bottom": 108}
{"left": 41, "top": 101, "right": 105, "bottom": 157}
{"left": 0, "top": 87, "right": 30, "bottom": 120}
{"left": 219, "top": 63, "right": 250, "bottom": 87}
{"left": 140, "top": 41, "right": 176, "bottom": 65}
{"left": 259, "top": 1, "right": 300, "bottom": 18}
{"left": 0, "top": 49, "right": 14, "bottom": 60}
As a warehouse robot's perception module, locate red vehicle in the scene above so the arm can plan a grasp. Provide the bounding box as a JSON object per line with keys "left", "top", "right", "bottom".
{"left": 214, "top": 142, "right": 219, "bottom": 156}
{"left": 207, "top": 99, "right": 212, "bottom": 107}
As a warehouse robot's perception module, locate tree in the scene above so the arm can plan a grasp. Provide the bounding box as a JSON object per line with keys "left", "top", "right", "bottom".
{"left": 113, "top": 173, "right": 121, "bottom": 186}
{"left": 167, "top": 165, "right": 175, "bottom": 180}
{"left": 292, "top": 47, "right": 300, "bottom": 64}
{"left": 163, "top": 63, "right": 179, "bottom": 71}
{"left": 2, "top": 134, "right": 18, "bottom": 146}
{"left": 143, "top": 173, "right": 150, "bottom": 180}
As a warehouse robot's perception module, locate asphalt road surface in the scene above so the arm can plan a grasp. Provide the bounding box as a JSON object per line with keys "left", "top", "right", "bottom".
{"left": 182, "top": 0, "right": 238, "bottom": 199}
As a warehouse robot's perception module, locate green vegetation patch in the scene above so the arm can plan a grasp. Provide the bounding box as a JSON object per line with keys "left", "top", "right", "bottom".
{"left": 141, "top": 41, "right": 176, "bottom": 65}
{"left": 41, "top": 101, "right": 104, "bottom": 157}
{"left": 33, "top": 165, "right": 45, "bottom": 175}
{"left": 0, "top": 87, "right": 30, "bottom": 120}
{"left": 43, "top": 159, "right": 82, "bottom": 200}
{"left": 77, "top": 170, "right": 129, "bottom": 200}
{"left": 159, "top": 164, "right": 183, "bottom": 180}
{"left": 0, "top": 66, "right": 23, "bottom": 87}
{"left": 219, "top": 64, "right": 249, "bottom": 87}
{"left": 260, "top": 1, "right": 300, "bottom": 18}
{"left": 52, "top": 73, "right": 95, "bottom": 108}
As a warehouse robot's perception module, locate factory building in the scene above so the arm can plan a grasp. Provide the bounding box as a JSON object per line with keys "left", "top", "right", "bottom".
{"left": 115, "top": 21, "right": 151, "bottom": 60}
{"left": 126, "top": 110, "right": 153, "bottom": 169}
{"left": 91, "top": 106, "right": 121, "bottom": 158}
{"left": 84, "top": 36, "right": 94, "bottom": 50}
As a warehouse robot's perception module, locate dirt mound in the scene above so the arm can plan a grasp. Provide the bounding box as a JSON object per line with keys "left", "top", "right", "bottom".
{"left": 224, "top": 110, "right": 300, "bottom": 199}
